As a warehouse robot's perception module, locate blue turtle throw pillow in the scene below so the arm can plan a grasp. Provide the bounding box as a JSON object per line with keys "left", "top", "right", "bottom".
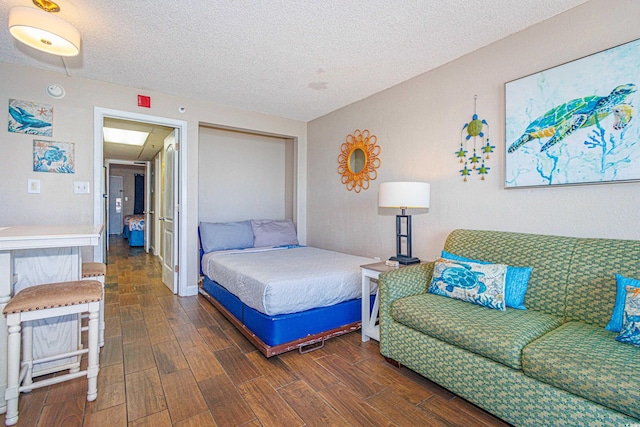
{"left": 615, "top": 285, "right": 640, "bottom": 347}
{"left": 441, "top": 250, "right": 531, "bottom": 310}
{"left": 606, "top": 274, "right": 640, "bottom": 332}
{"left": 428, "top": 258, "right": 507, "bottom": 311}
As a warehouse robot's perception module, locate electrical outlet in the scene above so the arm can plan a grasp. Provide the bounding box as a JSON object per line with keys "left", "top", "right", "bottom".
{"left": 28, "top": 179, "right": 40, "bottom": 194}
{"left": 74, "top": 181, "right": 90, "bottom": 194}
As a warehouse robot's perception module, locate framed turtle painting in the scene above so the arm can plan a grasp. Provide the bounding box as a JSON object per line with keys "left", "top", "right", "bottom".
{"left": 505, "top": 38, "right": 640, "bottom": 188}
{"left": 33, "top": 140, "right": 75, "bottom": 173}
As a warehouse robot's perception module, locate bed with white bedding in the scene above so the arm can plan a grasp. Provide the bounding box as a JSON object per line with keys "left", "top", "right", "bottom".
{"left": 198, "top": 219, "right": 376, "bottom": 357}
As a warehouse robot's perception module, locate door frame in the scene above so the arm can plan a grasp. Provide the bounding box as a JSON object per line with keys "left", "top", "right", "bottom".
{"left": 93, "top": 107, "right": 189, "bottom": 296}
{"left": 105, "top": 159, "right": 149, "bottom": 251}
{"left": 153, "top": 154, "right": 162, "bottom": 256}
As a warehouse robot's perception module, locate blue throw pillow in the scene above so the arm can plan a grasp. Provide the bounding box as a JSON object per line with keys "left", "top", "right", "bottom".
{"left": 199, "top": 221, "right": 254, "bottom": 253}
{"left": 615, "top": 284, "right": 640, "bottom": 347}
{"left": 441, "top": 250, "right": 532, "bottom": 310}
{"left": 429, "top": 258, "right": 507, "bottom": 311}
{"left": 606, "top": 274, "right": 640, "bottom": 332}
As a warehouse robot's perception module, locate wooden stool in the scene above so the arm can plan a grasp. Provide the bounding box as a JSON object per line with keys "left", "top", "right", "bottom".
{"left": 82, "top": 262, "right": 106, "bottom": 347}
{"left": 3, "top": 280, "right": 102, "bottom": 426}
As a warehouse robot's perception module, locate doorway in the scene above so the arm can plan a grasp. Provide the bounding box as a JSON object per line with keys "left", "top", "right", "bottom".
{"left": 105, "top": 161, "right": 148, "bottom": 253}
{"left": 93, "top": 108, "right": 188, "bottom": 296}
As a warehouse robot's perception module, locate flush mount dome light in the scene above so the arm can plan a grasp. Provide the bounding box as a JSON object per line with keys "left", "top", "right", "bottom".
{"left": 8, "top": 0, "right": 81, "bottom": 57}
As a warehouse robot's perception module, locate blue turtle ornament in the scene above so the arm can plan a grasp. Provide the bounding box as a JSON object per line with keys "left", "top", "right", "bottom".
{"left": 458, "top": 99, "right": 492, "bottom": 181}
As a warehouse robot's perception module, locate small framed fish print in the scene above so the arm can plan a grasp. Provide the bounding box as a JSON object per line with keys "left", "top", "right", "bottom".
{"left": 505, "top": 38, "right": 640, "bottom": 188}
{"left": 8, "top": 99, "right": 53, "bottom": 137}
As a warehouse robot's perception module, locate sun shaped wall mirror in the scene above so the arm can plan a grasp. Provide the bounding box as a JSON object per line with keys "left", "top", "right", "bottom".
{"left": 337, "top": 129, "right": 381, "bottom": 192}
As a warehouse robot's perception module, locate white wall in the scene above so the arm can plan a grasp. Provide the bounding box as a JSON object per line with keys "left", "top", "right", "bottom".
{"left": 0, "top": 64, "right": 307, "bottom": 295}
{"left": 307, "top": 0, "right": 640, "bottom": 262}
{"left": 198, "top": 127, "right": 294, "bottom": 223}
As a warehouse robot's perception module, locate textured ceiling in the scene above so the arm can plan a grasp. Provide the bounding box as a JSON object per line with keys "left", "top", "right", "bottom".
{"left": 1, "top": 0, "right": 589, "bottom": 122}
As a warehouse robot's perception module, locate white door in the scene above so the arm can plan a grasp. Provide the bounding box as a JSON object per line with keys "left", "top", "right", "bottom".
{"left": 108, "top": 176, "right": 123, "bottom": 235}
{"left": 161, "top": 131, "right": 179, "bottom": 293}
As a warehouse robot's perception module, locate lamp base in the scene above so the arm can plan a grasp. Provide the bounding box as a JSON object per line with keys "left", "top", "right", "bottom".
{"left": 389, "top": 255, "right": 420, "bottom": 265}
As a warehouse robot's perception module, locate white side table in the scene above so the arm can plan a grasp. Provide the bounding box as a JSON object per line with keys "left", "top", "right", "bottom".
{"left": 361, "top": 261, "right": 401, "bottom": 342}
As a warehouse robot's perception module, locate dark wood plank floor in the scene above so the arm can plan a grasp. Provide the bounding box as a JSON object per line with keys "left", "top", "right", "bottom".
{"left": 1, "top": 236, "right": 511, "bottom": 426}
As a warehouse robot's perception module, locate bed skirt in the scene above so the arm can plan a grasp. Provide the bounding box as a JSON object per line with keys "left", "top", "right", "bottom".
{"left": 128, "top": 230, "right": 144, "bottom": 247}
{"left": 200, "top": 276, "right": 371, "bottom": 357}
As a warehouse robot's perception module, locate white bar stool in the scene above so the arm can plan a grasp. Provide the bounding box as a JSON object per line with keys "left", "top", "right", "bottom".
{"left": 2, "top": 280, "right": 102, "bottom": 426}
{"left": 82, "top": 262, "right": 106, "bottom": 347}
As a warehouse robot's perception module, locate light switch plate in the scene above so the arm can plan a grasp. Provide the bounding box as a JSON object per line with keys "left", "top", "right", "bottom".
{"left": 28, "top": 179, "right": 40, "bottom": 194}
{"left": 74, "top": 181, "right": 90, "bottom": 194}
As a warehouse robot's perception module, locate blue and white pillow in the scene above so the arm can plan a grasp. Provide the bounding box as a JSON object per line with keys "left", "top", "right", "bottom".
{"left": 606, "top": 274, "right": 640, "bottom": 332}
{"left": 428, "top": 258, "right": 507, "bottom": 311}
{"left": 615, "top": 285, "right": 640, "bottom": 347}
{"left": 441, "top": 251, "right": 532, "bottom": 310}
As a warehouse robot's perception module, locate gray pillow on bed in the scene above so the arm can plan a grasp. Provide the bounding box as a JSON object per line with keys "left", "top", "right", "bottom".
{"left": 199, "top": 220, "right": 254, "bottom": 253}
{"left": 251, "top": 219, "right": 299, "bottom": 247}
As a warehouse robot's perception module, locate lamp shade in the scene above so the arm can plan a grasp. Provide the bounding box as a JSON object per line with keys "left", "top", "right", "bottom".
{"left": 378, "top": 182, "right": 430, "bottom": 209}
{"left": 9, "top": 6, "right": 80, "bottom": 57}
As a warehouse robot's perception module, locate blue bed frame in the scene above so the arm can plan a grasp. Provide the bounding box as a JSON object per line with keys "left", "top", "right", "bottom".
{"left": 199, "top": 270, "right": 371, "bottom": 357}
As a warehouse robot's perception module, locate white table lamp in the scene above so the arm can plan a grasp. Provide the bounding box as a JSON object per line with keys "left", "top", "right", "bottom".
{"left": 378, "top": 182, "right": 430, "bottom": 265}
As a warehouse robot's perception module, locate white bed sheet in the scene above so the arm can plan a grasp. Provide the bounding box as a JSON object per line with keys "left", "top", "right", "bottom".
{"left": 202, "top": 246, "right": 376, "bottom": 316}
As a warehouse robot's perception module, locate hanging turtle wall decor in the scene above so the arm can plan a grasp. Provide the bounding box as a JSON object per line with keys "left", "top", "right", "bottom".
{"left": 457, "top": 96, "right": 495, "bottom": 181}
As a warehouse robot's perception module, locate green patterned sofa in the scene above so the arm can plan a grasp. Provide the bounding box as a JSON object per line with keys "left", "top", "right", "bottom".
{"left": 378, "top": 229, "right": 640, "bottom": 427}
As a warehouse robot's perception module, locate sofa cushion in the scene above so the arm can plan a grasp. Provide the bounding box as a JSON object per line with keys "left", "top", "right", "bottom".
{"left": 564, "top": 238, "right": 640, "bottom": 326}
{"left": 523, "top": 321, "right": 640, "bottom": 420}
{"left": 428, "top": 258, "right": 507, "bottom": 311}
{"left": 443, "top": 229, "right": 577, "bottom": 317}
{"left": 390, "top": 293, "right": 563, "bottom": 369}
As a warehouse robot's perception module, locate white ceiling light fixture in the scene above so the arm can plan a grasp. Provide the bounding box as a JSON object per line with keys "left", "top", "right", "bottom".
{"left": 103, "top": 128, "right": 150, "bottom": 146}
{"left": 8, "top": 0, "right": 81, "bottom": 57}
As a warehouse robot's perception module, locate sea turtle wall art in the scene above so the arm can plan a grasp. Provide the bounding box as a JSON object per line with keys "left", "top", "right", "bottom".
{"left": 33, "top": 140, "right": 75, "bottom": 173}
{"left": 505, "top": 38, "right": 640, "bottom": 187}
{"left": 8, "top": 99, "right": 53, "bottom": 137}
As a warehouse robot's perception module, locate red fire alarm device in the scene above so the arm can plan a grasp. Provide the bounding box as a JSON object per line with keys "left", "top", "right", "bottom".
{"left": 138, "top": 95, "right": 151, "bottom": 108}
